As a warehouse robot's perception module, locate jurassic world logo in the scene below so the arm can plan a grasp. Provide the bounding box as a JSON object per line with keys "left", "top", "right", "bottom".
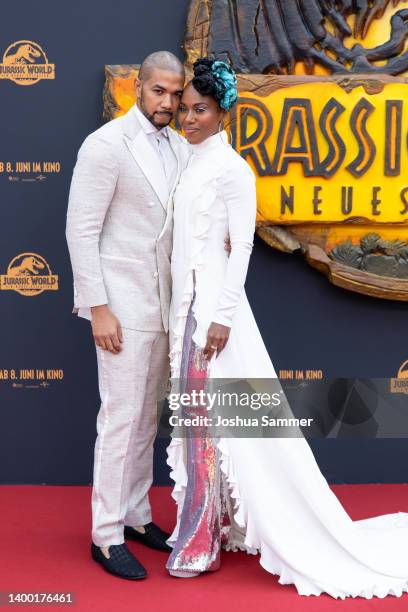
{"left": 230, "top": 88, "right": 408, "bottom": 223}
{"left": 0, "top": 41, "right": 55, "bottom": 85}
{"left": 185, "top": 0, "right": 408, "bottom": 300}
{"left": 390, "top": 359, "right": 408, "bottom": 393}
{"left": 103, "top": 0, "right": 408, "bottom": 300}
{"left": 0, "top": 253, "right": 59, "bottom": 296}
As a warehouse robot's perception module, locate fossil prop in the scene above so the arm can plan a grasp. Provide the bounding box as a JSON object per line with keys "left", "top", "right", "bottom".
{"left": 186, "top": 0, "right": 408, "bottom": 76}
{"left": 104, "top": 0, "right": 408, "bottom": 300}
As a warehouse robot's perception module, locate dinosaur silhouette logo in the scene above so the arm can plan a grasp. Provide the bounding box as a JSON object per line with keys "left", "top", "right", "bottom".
{"left": 390, "top": 359, "right": 408, "bottom": 394}
{"left": 0, "top": 253, "right": 59, "bottom": 296}
{"left": 0, "top": 40, "right": 55, "bottom": 85}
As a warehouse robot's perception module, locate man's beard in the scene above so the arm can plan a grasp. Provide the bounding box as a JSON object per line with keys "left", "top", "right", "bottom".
{"left": 139, "top": 88, "right": 172, "bottom": 129}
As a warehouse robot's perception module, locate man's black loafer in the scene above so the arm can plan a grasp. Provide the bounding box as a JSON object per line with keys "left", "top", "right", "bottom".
{"left": 124, "top": 522, "right": 172, "bottom": 552}
{"left": 91, "top": 542, "right": 147, "bottom": 579}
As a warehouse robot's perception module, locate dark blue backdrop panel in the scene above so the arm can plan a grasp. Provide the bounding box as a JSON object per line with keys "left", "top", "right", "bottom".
{"left": 0, "top": 0, "right": 407, "bottom": 485}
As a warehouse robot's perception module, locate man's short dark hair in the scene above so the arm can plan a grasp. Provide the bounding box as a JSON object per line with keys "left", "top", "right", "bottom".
{"left": 139, "top": 51, "right": 185, "bottom": 82}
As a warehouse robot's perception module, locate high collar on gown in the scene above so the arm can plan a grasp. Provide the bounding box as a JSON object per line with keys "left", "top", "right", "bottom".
{"left": 188, "top": 130, "right": 230, "bottom": 157}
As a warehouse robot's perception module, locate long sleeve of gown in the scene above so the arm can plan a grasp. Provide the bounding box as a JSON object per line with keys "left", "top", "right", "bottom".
{"left": 211, "top": 161, "right": 257, "bottom": 327}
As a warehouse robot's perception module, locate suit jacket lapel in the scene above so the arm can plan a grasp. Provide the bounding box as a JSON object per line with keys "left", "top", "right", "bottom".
{"left": 123, "top": 107, "right": 169, "bottom": 211}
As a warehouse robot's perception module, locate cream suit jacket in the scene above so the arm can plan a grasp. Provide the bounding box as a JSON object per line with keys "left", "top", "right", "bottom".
{"left": 66, "top": 104, "right": 189, "bottom": 332}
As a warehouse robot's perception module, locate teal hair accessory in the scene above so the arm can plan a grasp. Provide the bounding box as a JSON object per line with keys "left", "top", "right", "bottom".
{"left": 211, "top": 60, "right": 238, "bottom": 110}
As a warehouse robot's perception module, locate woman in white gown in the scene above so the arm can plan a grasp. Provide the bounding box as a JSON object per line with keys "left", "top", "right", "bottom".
{"left": 165, "top": 57, "right": 408, "bottom": 599}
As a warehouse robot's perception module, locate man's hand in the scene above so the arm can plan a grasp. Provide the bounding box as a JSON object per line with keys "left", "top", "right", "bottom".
{"left": 91, "top": 305, "right": 123, "bottom": 354}
{"left": 203, "top": 322, "right": 231, "bottom": 360}
{"left": 224, "top": 235, "right": 231, "bottom": 256}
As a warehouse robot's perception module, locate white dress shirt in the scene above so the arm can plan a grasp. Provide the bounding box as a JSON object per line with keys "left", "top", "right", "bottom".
{"left": 133, "top": 104, "right": 178, "bottom": 195}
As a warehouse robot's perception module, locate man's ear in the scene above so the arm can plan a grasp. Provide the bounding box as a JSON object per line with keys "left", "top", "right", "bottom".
{"left": 134, "top": 77, "right": 141, "bottom": 100}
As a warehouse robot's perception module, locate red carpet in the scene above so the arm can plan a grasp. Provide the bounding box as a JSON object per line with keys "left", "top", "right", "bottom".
{"left": 1, "top": 484, "right": 408, "bottom": 611}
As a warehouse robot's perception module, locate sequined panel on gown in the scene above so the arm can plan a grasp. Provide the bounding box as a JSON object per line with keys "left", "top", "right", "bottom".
{"left": 166, "top": 284, "right": 231, "bottom": 574}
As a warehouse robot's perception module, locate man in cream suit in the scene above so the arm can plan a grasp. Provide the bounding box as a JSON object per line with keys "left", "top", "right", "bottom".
{"left": 66, "top": 51, "right": 189, "bottom": 580}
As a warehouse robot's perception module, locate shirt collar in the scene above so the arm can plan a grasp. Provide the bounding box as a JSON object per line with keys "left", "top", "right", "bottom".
{"left": 133, "top": 104, "right": 169, "bottom": 139}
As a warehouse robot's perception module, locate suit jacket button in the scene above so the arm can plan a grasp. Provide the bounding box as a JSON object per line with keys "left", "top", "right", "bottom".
{"left": 153, "top": 271, "right": 158, "bottom": 278}
{"left": 148, "top": 201, "right": 155, "bottom": 207}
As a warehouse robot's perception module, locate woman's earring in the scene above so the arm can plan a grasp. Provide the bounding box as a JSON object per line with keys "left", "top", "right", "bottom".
{"left": 218, "top": 120, "right": 226, "bottom": 143}
{"left": 218, "top": 120, "right": 229, "bottom": 144}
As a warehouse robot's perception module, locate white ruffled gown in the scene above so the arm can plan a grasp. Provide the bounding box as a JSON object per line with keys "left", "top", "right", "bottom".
{"left": 166, "top": 130, "right": 408, "bottom": 599}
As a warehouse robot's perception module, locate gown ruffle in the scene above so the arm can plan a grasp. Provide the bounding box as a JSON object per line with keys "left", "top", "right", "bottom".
{"left": 166, "top": 131, "right": 408, "bottom": 599}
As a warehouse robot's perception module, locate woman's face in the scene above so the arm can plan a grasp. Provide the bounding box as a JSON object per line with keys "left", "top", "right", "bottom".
{"left": 177, "top": 81, "right": 226, "bottom": 144}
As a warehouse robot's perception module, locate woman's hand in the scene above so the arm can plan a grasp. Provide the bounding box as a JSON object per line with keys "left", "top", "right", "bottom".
{"left": 203, "top": 322, "right": 231, "bottom": 360}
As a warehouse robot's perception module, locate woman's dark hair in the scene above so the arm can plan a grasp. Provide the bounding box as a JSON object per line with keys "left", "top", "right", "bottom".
{"left": 192, "top": 58, "right": 218, "bottom": 99}
{"left": 191, "top": 57, "right": 238, "bottom": 111}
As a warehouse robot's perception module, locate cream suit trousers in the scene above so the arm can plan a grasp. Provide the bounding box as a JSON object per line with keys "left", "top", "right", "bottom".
{"left": 91, "top": 327, "right": 169, "bottom": 547}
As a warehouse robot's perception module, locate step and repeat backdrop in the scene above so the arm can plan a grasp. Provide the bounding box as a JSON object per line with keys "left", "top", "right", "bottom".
{"left": 0, "top": 0, "right": 407, "bottom": 485}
